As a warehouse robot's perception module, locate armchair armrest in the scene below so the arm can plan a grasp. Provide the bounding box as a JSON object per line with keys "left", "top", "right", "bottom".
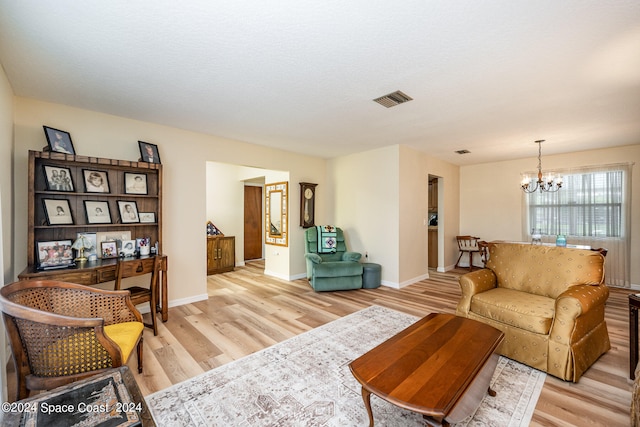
{"left": 305, "top": 253, "right": 323, "bottom": 264}
{"left": 456, "top": 269, "right": 497, "bottom": 316}
{"left": 551, "top": 284, "right": 610, "bottom": 345}
{"left": 342, "top": 252, "right": 362, "bottom": 262}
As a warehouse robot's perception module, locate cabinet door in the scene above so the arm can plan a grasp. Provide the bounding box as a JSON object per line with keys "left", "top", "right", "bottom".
{"left": 207, "top": 238, "right": 218, "bottom": 275}
{"left": 218, "top": 237, "right": 235, "bottom": 271}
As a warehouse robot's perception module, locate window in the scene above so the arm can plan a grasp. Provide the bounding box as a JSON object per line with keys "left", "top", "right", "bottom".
{"left": 524, "top": 163, "right": 632, "bottom": 288}
{"left": 527, "top": 169, "right": 624, "bottom": 238}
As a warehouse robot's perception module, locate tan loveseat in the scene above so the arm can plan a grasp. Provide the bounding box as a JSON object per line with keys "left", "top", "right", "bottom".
{"left": 456, "top": 242, "right": 610, "bottom": 382}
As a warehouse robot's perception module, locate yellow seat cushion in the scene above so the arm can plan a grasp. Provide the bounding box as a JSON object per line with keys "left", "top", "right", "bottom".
{"left": 104, "top": 321, "right": 144, "bottom": 362}
{"left": 470, "top": 288, "right": 555, "bottom": 334}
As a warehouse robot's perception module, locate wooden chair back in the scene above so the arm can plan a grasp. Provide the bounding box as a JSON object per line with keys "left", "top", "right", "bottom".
{"left": 115, "top": 256, "right": 160, "bottom": 335}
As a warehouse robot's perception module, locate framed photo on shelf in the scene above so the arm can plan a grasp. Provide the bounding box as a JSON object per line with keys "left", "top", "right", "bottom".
{"left": 124, "top": 173, "right": 147, "bottom": 195}
{"left": 117, "top": 201, "right": 140, "bottom": 223}
{"left": 138, "top": 141, "right": 161, "bottom": 164}
{"left": 43, "top": 126, "right": 75, "bottom": 155}
{"left": 42, "top": 198, "right": 74, "bottom": 225}
{"left": 43, "top": 165, "right": 74, "bottom": 192}
{"left": 83, "top": 169, "right": 110, "bottom": 193}
{"left": 36, "top": 240, "right": 74, "bottom": 269}
{"left": 120, "top": 240, "right": 136, "bottom": 257}
{"left": 101, "top": 241, "right": 118, "bottom": 259}
{"left": 139, "top": 212, "right": 156, "bottom": 223}
{"left": 84, "top": 200, "right": 112, "bottom": 224}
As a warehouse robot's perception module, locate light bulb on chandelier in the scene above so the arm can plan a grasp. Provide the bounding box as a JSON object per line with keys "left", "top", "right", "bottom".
{"left": 521, "top": 140, "right": 563, "bottom": 193}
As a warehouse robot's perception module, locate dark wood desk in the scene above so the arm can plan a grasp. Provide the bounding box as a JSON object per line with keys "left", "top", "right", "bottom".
{"left": 0, "top": 366, "right": 155, "bottom": 426}
{"left": 630, "top": 294, "right": 640, "bottom": 379}
{"left": 18, "top": 254, "right": 169, "bottom": 322}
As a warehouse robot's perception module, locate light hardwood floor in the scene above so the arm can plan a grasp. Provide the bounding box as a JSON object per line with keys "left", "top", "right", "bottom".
{"left": 134, "top": 261, "right": 632, "bottom": 426}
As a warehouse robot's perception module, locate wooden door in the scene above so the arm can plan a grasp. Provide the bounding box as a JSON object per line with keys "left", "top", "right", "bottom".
{"left": 244, "top": 186, "right": 263, "bottom": 260}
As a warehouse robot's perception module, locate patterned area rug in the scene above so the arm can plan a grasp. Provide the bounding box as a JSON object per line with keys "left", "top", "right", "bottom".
{"left": 147, "top": 306, "right": 546, "bottom": 426}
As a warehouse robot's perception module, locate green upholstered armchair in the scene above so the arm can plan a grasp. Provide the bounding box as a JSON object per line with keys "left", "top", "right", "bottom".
{"left": 304, "top": 226, "right": 363, "bottom": 291}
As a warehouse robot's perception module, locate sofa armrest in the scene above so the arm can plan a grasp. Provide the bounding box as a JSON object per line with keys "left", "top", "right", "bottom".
{"left": 551, "top": 284, "right": 610, "bottom": 344}
{"left": 305, "top": 253, "right": 323, "bottom": 264}
{"left": 342, "top": 252, "right": 362, "bottom": 262}
{"left": 456, "top": 269, "right": 497, "bottom": 316}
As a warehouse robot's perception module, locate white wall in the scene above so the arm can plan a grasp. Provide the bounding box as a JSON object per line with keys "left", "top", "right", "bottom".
{"left": 328, "top": 145, "right": 461, "bottom": 287}
{"left": 460, "top": 144, "right": 640, "bottom": 285}
{"left": 13, "top": 98, "right": 327, "bottom": 306}
{"left": 0, "top": 60, "right": 14, "bottom": 403}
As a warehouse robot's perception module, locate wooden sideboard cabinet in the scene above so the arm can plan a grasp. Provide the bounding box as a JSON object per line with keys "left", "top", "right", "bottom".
{"left": 207, "top": 236, "right": 235, "bottom": 275}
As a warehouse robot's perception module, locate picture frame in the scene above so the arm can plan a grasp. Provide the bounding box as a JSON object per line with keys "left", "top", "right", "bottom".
{"left": 43, "top": 126, "right": 75, "bottom": 155}
{"left": 139, "top": 212, "right": 156, "bottom": 223}
{"left": 138, "top": 141, "right": 161, "bottom": 164}
{"left": 117, "top": 201, "right": 140, "bottom": 223}
{"left": 83, "top": 169, "right": 110, "bottom": 193}
{"left": 124, "top": 172, "right": 147, "bottom": 195}
{"left": 84, "top": 200, "right": 112, "bottom": 224}
{"left": 43, "top": 165, "right": 75, "bottom": 192}
{"left": 42, "top": 198, "right": 74, "bottom": 225}
{"left": 265, "top": 181, "right": 288, "bottom": 247}
{"left": 120, "top": 239, "right": 136, "bottom": 257}
{"left": 36, "top": 239, "right": 75, "bottom": 269}
{"left": 96, "top": 231, "right": 131, "bottom": 258}
{"left": 77, "top": 232, "right": 97, "bottom": 259}
{"left": 101, "top": 241, "right": 118, "bottom": 259}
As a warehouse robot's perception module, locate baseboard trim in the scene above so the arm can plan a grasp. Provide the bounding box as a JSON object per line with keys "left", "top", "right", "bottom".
{"left": 136, "top": 293, "right": 208, "bottom": 314}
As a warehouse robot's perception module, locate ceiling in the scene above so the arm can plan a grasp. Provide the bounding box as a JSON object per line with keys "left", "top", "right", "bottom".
{"left": 1, "top": 1, "right": 639, "bottom": 166}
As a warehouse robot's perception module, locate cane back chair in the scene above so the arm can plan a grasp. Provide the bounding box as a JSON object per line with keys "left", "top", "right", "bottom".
{"left": 0, "top": 280, "right": 144, "bottom": 401}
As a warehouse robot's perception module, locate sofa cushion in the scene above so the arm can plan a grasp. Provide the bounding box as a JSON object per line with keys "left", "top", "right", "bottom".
{"left": 486, "top": 243, "right": 605, "bottom": 298}
{"left": 312, "top": 261, "right": 363, "bottom": 278}
{"left": 470, "top": 288, "right": 555, "bottom": 335}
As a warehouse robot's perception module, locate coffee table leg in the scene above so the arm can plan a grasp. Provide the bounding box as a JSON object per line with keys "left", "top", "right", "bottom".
{"left": 361, "top": 387, "right": 375, "bottom": 427}
{"left": 488, "top": 386, "right": 496, "bottom": 397}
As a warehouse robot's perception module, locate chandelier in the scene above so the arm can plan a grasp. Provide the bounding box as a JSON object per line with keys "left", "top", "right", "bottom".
{"left": 520, "top": 140, "right": 562, "bottom": 193}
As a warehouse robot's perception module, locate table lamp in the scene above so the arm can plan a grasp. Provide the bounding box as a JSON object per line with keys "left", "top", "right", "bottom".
{"left": 72, "top": 234, "right": 93, "bottom": 262}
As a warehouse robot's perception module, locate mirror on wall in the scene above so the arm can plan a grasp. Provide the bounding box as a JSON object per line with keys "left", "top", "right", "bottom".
{"left": 265, "top": 181, "right": 288, "bottom": 246}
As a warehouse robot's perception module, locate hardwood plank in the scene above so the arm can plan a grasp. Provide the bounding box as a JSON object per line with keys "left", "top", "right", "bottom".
{"left": 7, "top": 260, "right": 631, "bottom": 426}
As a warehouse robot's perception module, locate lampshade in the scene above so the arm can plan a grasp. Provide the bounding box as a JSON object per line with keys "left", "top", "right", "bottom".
{"left": 72, "top": 235, "right": 93, "bottom": 261}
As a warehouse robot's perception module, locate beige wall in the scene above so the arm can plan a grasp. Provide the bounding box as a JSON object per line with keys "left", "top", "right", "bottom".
{"left": 0, "top": 60, "right": 14, "bottom": 402}
{"left": 328, "top": 145, "right": 461, "bottom": 287}
{"left": 12, "top": 97, "right": 327, "bottom": 305}
{"left": 460, "top": 144, "right": 640, "bottom": 285}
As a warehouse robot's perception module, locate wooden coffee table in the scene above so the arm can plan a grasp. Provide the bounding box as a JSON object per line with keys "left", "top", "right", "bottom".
{"left": 349, "top": 313, "right": 504, "bottom": 426}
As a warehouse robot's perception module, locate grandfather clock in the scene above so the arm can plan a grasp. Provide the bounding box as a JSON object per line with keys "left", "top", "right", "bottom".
{"left": 299, "top": 182, "right": 317, "bottom": 228}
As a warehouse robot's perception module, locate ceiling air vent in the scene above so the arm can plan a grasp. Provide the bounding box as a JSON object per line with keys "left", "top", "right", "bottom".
{"left": 373, "top": 90, "right": 413, "bottom": 108}
{"left": 455, "top": 149, "right": 471, "bottom": 155}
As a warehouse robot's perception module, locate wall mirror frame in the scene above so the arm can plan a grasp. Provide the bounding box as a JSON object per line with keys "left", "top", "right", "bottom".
{"left": 265, "top": 181, "right": 288, "bottom": 246}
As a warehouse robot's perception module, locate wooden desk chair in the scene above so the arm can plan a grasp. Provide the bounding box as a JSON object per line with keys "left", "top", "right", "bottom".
{"left": 455, "top": 235, "right": 481, "bottom": 271}
{"left": 0, "top": 280, "right": 144, "bottom": 401}
{"left": 114, "top": 257, "right": 160, "bottom": 336}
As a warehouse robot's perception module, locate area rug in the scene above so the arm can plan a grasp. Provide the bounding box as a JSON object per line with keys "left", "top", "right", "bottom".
{"left": 147, "top": 306, "right": 546, "bottom": 426}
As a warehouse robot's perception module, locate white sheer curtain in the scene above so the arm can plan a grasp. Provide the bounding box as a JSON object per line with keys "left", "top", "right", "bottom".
{"left": 522, "top": 163, "right": 633, "bottom": 288}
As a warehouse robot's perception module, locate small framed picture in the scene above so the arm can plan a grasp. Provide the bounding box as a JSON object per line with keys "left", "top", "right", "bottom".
{"left": 43, "top": 126, "right": 75, "bottom": 155}
{"left": 120, "top": 239, "right": 136, "bottom": 257}
{"left": 101, "top": 241, "right": 118, "bottom": 259}
{"left": 84, "top": 200, "right": 112, "bottom": 224}
{"left": 124, "top": 172, "right": 147, "bottom": 195}
{"left": 42, "top": 198, "right": 74, "bottom": 225}
{"left": 83, "top": 169, "right": 110, "bottom": 193}
{"left": 136, "top": 237, "right": 151, "bottom": 256}
{"left": 139, "top": 212, "right": 156, "bottom": 223}
{"left": 117, "top": 200, "right": 140, "bottom": 223}
{"left": 36, "top": 240, "right": 74, "bottom": 269}
{"left": 43, "top": 165, "right": 74, "bottom": 192}
{"left": 138, "top": 141, "right": 161, "bottom": 164}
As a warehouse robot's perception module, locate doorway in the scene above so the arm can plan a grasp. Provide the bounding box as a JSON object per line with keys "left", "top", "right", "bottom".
{"left": 244, "top": 185, "right": 263, "bottom": 261}
{"left": 428, "top": 175, "right": 440, "bottom": 269}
